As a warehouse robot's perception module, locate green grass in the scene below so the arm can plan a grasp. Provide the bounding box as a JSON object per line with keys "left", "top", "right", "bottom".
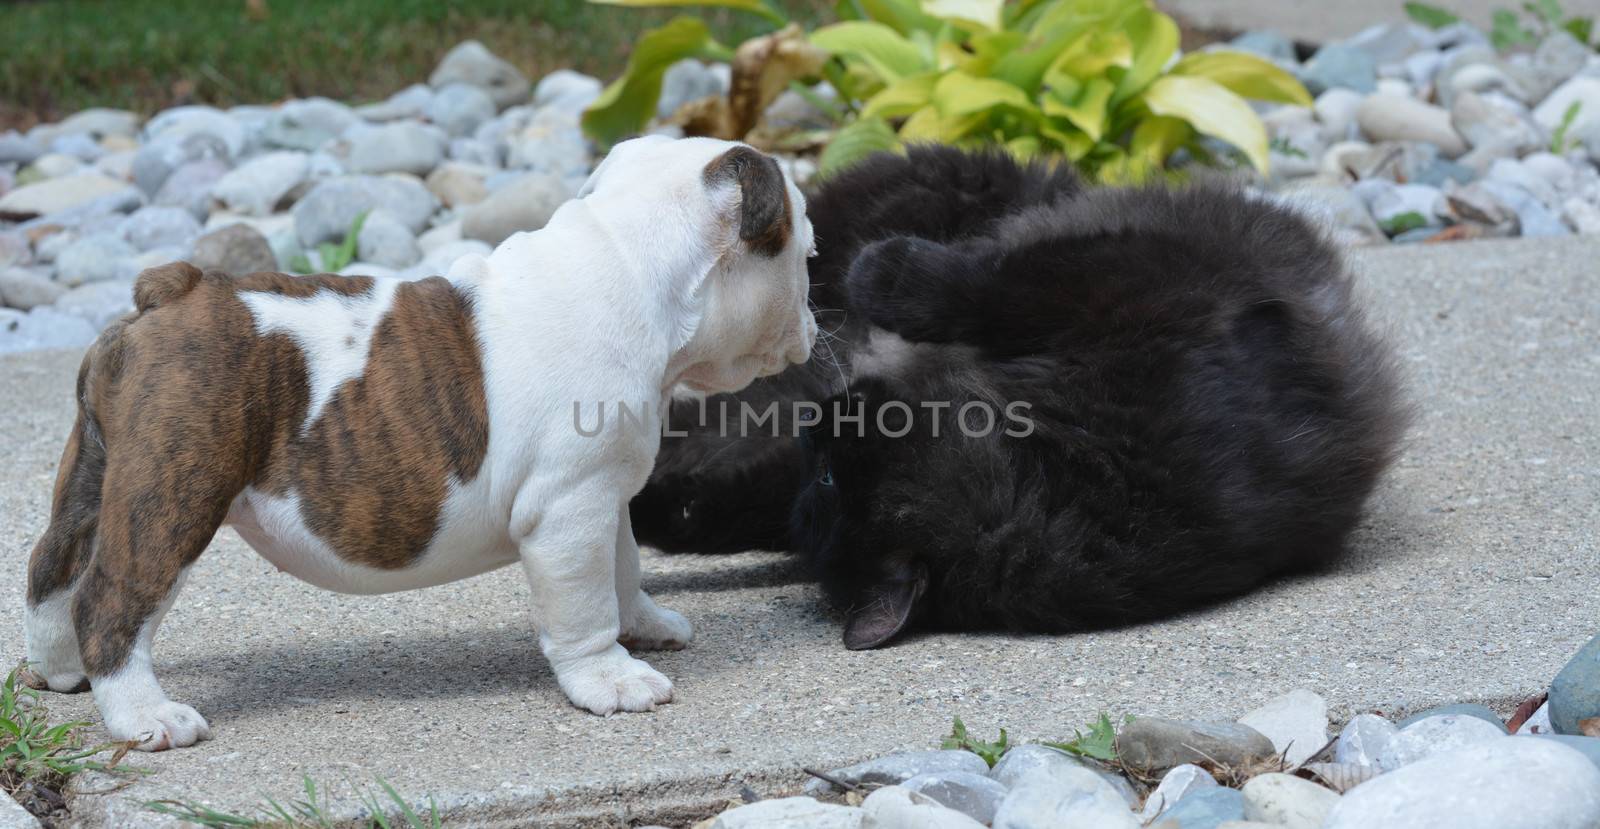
{"left": 2, "top": 664, "right": 137, "bottom": 820}
{"left": 0, "top": 0, "right": 834, "bottom": 126}
{"left": 147, "top": 774, "right": 443, "bottom": 829}
{"left": 941, "top": 712, "right": 1129, "bottom": 767}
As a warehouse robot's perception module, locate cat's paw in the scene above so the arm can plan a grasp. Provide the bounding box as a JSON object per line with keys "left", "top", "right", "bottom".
{"left": 554, "top": 645, "right": 674, "bottom": 715}
{"left": 846, "top": 236, "right": 918, "bottom": 327}
{"left": 102, "top": 699, "right": 211, "bottom": 751}
{"left": 620, "top": 599, "right": 693, "bottom": 651}
{"left": 846, "top": 236, "right": 966, "bottom": 342}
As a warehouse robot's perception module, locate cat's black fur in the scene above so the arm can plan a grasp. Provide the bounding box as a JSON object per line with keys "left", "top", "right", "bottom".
{"left": 630, "top": 146, "right": 1405, "bottom": 649}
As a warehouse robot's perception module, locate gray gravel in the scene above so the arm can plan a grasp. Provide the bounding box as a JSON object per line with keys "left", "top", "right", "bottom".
{"left": 1, "top": 236, "right": 1597, "bottom": 825}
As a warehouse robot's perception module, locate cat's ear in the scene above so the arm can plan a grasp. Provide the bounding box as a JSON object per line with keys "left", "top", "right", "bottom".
{"left": 702, "top": 145, "right": 794, "bottom": 259}
{"left": 842, "top": 560, "right": 928, "bottom": 650}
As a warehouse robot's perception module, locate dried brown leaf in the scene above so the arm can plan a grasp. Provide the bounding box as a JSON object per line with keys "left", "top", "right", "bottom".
{"left": 1505, "top": 692, "right": 1548, "bottom": 734}
{"left": 1302, "top": 762, "right": 1380, "bottom": 793}
{"left": 1580, "top": 717, "right": 1600, "bottom": 738}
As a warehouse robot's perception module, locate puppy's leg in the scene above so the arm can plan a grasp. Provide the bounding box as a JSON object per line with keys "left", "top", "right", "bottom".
{"left": 615, "top": 506, "right": 692, "bottom": 652}
{"left": 23, "top": 416, "right": 101, "bottom": 693}
{"left": 74, "top": 457, "right": 234, "bottom": 751}
{"left": 517, "top": 492, "right": 673, "bottom": 715}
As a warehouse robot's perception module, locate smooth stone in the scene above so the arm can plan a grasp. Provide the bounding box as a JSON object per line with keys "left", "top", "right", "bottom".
{"left": 505, "top": 107, "right": 589, "bottom": 177}
{"left": 1138, "top": 764, "right": 1218, "bottom": 823}
{"left": 1377, "top": 714, "right": 1506, "bottom": 770}
{"left": 804, "top": 750, "right": 988, "bottom": 795}
{"left": 900, "top": 771, "right": 1007, "bottom": 824}
{"left": 114, "top": 246, "right": 188, "bottom": 284}
{"left": 1314, "top": 88, "right": 1365, "bottom": 141}
{"left": 448, "top": 136, "right": 500, "bottom": 167}
{"left": 0, "top": 268, "right": 65, "bottom": 310}
{"left": 1302, "top": 44, "right": 1377, "bottom": 95}
{"left": 55, "top": 280, "right": 135, "bottom": 330}
{"left": 1486, "top": 157, "right": 1560, "bottom": 206}
{"left": 397, "top": 238, "right": 492, "bottom": 280}
{"left": 292, "top": 175, "right": 438, "bottom": 246}
{"left": 92, "top": 149, "right": 136, "bottom": 182}
{"left": 426, "top": 161, "right": 489, "bottom": 207}
{"left": 1534, "top": 77, "right": 1600, "bottom": 138}
{"left": 1240, "top": 773, "right": 1338, "bottom": 829}
{"left": 992, "top": 763, "right": 1138, "bottom": 829}
{"left": 116, "top": 206, "right": 201, "bottom": 252}
{"left": 1335, "top": 714, "right": 1398, "bottom": 766}
{"left": 357, "top": 84, "right": 436, "bottom": 122}
{"left": 0, "top": 232, "right": 28, "bottom": 268}
{"left": 1451, "top": 91, "right": 1541, "bottom": 155}
{"left": 1230, "top": 30, "right": 1296, "bottom": 63}
{"left": 1525, "top": 30, "right": 1592, "bottom": 104}
{"left": 1447, "top": 63, "right": 1530, "bottom": 104}
{"left": 1238, "top": 689, "right": 1330, "bottom": 766}
{"left": 1371, "top": 182, "right": 1447, "bottom": 226}
{"left": 144, "top": 105, "right": 245, "bottom": 159}
{"left": 1357, "top": 94, "right": 1468, "bottom": 157}
{"left": 154, "top": 158, "right": 230, "bottom": 219}
{"left": 32, "top": 108, "right": 140, "bottom": 146}
{"left": 260, "top": 97, "right": 358, "bottom": 151}
{"left": 1481, "top": 179, "right": 1571, "bottom": 236}
{"left": 1564, "top": 197, "right": 1600, "bottom": 234}
{"left": 1115, "top": 718, "right": 1276, "bottom": 772}
{"left": 1423, "top": 21, "right": 1490, "bottom": 50}
{"left": 131, "top": 131, "right": 229, "bottom": 196}
{"left": 1521, "top": 152, "right": 1576, "bottom": 193}
{"left": 711, "top": 796, "right": 865, "bottom": 829}
{"left": 1326, "top": 737, "right": 1600, "bottom": 828}
{"left": 346, "top": 122, "right": 445, "bottom": 176}
{"left": 1343, "top": 22, "right": 1428, "bottom": 64}
{"left": 1413, "top": 158, "right": 1476, "bottom": 187}
{"left": 657, "top": 58, "right": 730, "bottom": 118}
{"left": 532, "top": 69, "right": 604, "bottom": 115}
{"left": 1150, "top": 786, "right": 1245, "bottom": 829}
{"left": 764, "top": 86, "right": 837, "bottom": 131}
{"left": 1443, "top": 181, "right": 1517, "bottom": 226}
{"left": 1550, "top": 632, "right": 1600, "bottom": 735}
{"left": 27, "top": 153, "right": 85, "bottom": 180}
{"left": 0, "top": 175, "right": 133, "bottom": 219}
{"left": 1403, "top": 49, "right": 1444, "bottom": 89}
{"left": 190, "top": 224, "right": 278, "bottom": 274}
{"left": 1398, "top": 703, "right": 1506, "bottom": 732}
{"left": 54, "top": 234, "right": 136, "bottom": 286}
{"left": 0, "top": 131, "right": 44, "bottom": 165}
{"left": 417, "top": 220, "right": 462, "bottom": 254}
{"left": 0, "top": 306, "right": 98, "bottom": 354}
{"left": 426, "top": 83, "right": 497, "bottom": 138}
{"left": 862, "top": 785, "right": 987, "bottom": 829}
{"left": 209, "top": 151, "right": 309, "bottom": 216}
{"left": 50, "top": 132, "right": 104, "bottom": 163}
{"left": 430, "top": 40, "right": 530, "bottom": 109}
{"left": 356, "top": 209, "right": 420, "bottom": 268}
{"left": 34, "top": 231, "right": 75, "bottom": 265}
{"left": 460, "top": 173, "right": 566, "bottom": 245}
{"left": 986, "top": 744, "right": 1133, "bottom": 807}
{"left": 1531, "top": 735, "right": 1600, "bottom": 771}
{"left": 1376, "top": 77, "right": 1414, "bottom": 98}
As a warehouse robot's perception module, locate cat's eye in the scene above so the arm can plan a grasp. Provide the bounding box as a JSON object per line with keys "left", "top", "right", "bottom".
{"left": 817, "top": 458, "right": 834, "bottom": 486}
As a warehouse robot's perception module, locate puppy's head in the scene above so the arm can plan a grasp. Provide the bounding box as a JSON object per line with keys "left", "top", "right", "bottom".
{"left": 579, "top": 136, "right": 817, "bottom": 396}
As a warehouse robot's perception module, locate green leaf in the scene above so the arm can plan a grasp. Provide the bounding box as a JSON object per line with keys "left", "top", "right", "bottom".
{"left": 1491, "top": 9, "right": 1536, "bottom": 50}
{"left": 1043, "top": 714, "right": 1125, "bottom": 761}
{"left": 856, "top": 0, "right": 943, "bottom": 36}
{"left": 582, "top": 17, "right": 728, "bottom": 146}
{"left": 932, "top": 71, "right": 1035, "bottom": 117}
{"left": 1404, "top": 2, "right": 1461, "bottom": 28}
{"left": 1379, "top": 211, "right": 1429, "bottom": 235}
{"left": 1042, "top": 76, "right": 1115, "bottom": 140}
{"left": 818, "top": 116, "right": 901, "bottom": 176}
{"left": 1523, "top": 0, "right": 1563, "bottom": 25}
{"left": 1139, "top": 74, "right": 1271, "bottom": 171}
{"left": 811, "top": 21, "right": 929, "bottom": 82}
{"left": 861, "top": 72, "right": 938, "bottom": 117}
{"left": 922, "top": 0, "right": 1005, "bottom": 30}
{"left": 1170, "top": 51, "right": 1312, "bottom": 106}
{"left": 1112, "top": 6, "right": 1180, "bottom": 104}
{"left": 941, "top": 716, "right": 1010, "bottom": 767}
{"left": 1552, "top": 100, "right": 1583, "bottom": 152}
{"left": 1562, "top": 16, "right": 1594, "bottom": 46}
{"left": 586, "top": 0, "right": 787, "bottom": 25}
{"left": 1128, "top": 113, "right": 1194, "bottom": 167}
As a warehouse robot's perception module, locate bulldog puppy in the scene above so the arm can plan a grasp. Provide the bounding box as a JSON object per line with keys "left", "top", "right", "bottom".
{"left": 21, "top": 136, "right": 817, "bottom": 750}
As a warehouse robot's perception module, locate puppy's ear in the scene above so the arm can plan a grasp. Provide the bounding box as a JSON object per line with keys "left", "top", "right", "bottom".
{"left": 702, "top": 145, "right": 792, "bottom": 258}
{"left": 842, "top": 560, "right": 928, "bottom": 650}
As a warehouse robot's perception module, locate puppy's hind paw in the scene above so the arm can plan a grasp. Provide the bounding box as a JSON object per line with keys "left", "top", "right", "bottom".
{"left": 554, "top": 645, "right": 674, "bottom": 716}
{"left": 620, "top": 601, "right": 693, "bottom": 652}
{"left": 103, "top": 699, "right": 211, "bottom": 752}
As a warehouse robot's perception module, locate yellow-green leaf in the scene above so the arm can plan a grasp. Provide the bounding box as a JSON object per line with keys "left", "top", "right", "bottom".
{"left": 811, "top": 21, "right": 930, "bottom": 82}
{"left": 582, "top": 18, "right": 727, "bottom": 146}
{"left": 1112, "top": 7, "right": 1179, "bottom": 103}
{"left": 1005, "top": 134, "right": 1043, "bottom": 159}
{"left": 932, "top": 71, "right": 1034, "bottom": 117}
{"left": 1041, "top": 76, "right": 1114, "bottom": 141}
{"left": 1140, "top": 74, "right": 1270, "bottom": 171}
{"left": 862, "top": 73, "right": 939, "bottom": 118}
{"left": 856, "top": 0, "right": 943, "bottom": 36}
{"left": 899, "top": 106, "right": 986, "bottom": 141}
{"left": 819, "top": 116, "right": 903, "bottom": 176}
{"left": 587, "top": 0, "right": 786, "bottom": 24}
{"left": 1045, "top": 30, "right": 1132, "bottom": 84}
{"left": 1170, "top": 50, "right": 1313, "bottom": 106}
{"left": 1127, "top": 114, "right": 1193, "bottom": 167}
{"left": 922, "top": 0, "right": 1004, "bottom": 29}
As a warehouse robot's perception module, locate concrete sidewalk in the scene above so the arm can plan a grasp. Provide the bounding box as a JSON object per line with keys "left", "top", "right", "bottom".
{"left": 2, "top": 236, "right": 1597, "bottom": 827}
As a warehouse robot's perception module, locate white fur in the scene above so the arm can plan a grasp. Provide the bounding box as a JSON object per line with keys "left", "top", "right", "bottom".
{"left": 77, "top": 138, "right": 815, "bottom": 741}
{"left": 92, "top": 569, "right": 211, "bottom": 751}
{"left": 22, "top": 589, "right": 85, "bottom": 692}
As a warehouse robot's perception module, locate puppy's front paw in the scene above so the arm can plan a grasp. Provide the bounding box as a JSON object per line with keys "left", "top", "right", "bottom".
{"left": 103, "top": 699, "right": 211, "bottom": 751}
{"left": 620, "top": 601, "right": 693, "bottom": 652}
{"left": 554, "top": 645, "right": 674, "bottom": 715}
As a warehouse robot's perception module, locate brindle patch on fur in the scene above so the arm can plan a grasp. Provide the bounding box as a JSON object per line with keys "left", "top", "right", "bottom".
{"left": 703, "top": 146, "right": 792, "bottom": 258}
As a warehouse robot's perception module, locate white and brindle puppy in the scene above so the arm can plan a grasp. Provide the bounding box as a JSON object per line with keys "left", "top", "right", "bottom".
{"left": 20, "top": 136, "right": 817, "bottom": 750}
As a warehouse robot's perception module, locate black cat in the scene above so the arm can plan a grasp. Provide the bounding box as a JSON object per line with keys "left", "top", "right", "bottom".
{"left": 631, "top": 147, "right": 1405, "bottom": 650}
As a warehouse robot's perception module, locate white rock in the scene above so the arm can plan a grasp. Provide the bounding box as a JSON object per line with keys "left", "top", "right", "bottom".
{"left": 340, "top": 262, "right": 399, "bottom": 278}
{"left": 0, "top": 232, "right": 28, "bottom": 268}
{"left": 35, "top": 108, "right": 140, "bottom": 144}
{"left": 356, "top": 209, "right": 421, "bottom": 268}
{"left": 427, "top": 83, "right": 498, "bottom": 137}
{"left": 209, "top": 151, "right": 310, "bottom": 215}
{"left": 1517, "top": 701, "right": 1555, "bottom": 735}
{"left": 154, "top": 158, "right": 230, "bottom": 219}
{"left": 55, "top": 280, "right": 135, "bottom": 330}
{"left": 1403, "top": 49, "right": 1445, "bottom": 89}
{"left": 901, "top": 771, "right": 1008, "bottom": 825}
{"left": 1451, "top": 91, "right": 1542, "bottom": 155}
{"left": 0, "top": 130, "right": 43, "bottom": 165}
{"left": 260, "top": 97, "right": 358, "bottom": 151}
{"left": 460, "top": 173, "right": 567, "bottom": 245}
{"left": 1315, "top": 89, "right": 1366, "bottom": 141}
{"left": 0, "top": 306, "right": 98, "bottom": 354}
{"left": 1327, "top": 736, "right": 1600, "bottom": 828}
{"left": 114, "top": 246, "right": 188, "bottom": 283}
{"left": 862, "top": 786, "right": 987, "bottom": 829}
{"left": 1522, "top": 152, "right": 1577, "bottom": 193}
{"left": 505, "top": 107, "right": 589, "bottom": 177}
{"left": 1525, "top": 30, "right": 1592, "bottom": 103}
{"left": 1486, "top": 157, "right": 1561, "bottom": 206}
{"left": 117, "top": 205, "right": 201, "bottom": 252}
{"left": 54, "top": 234, "right": 137, "bottom": 286}
{"left": 347, "top": 122, "right": 445, "bottom": 176}
{"left": 658, "top": 58, "right": 729, "bottom": 118}
{"left": 1376, "top": 78, "right": 1414, "bottom": 98}
{"left": 27, "top": 153, "right": 85, "bottom": 179}
{"left": 1378, "top": 714, "right": 1507, "bottom": 770}
{"left": 1335, "top": 714, "right": 1398, "bottom": 766}
{"left": 1357, "top": 94, "right": 1469, "bottom": 157}
{"left": 1238, "top": 689, "right": 1330, "bottom": 766}
{"left": 417, "top": 219, "right": 463, "bottom": 253}
{"left": 1562, "top": 196, "right": 1600, "bottom": 234}
{"left": 429, "top": 40, "right": 530, "bottom": 109}
{"left": 50, "top": 132, "right": 104, "bottom": 162}
{"left": 992, "top": 764, "right": 1138, "bottom": 829}
{"left": 533, "top": 69, "right": 604, "bottom": 115}
{"left": 292, "top": 175, "right": 439, "bottom": 246}
{"left": 1448, "top": 63, "right": 1531, "bottom": 104}
{"left": 131, "top": 131, "right": 229, "bottom": 196}
{"left": 144, "top": 105, "right": 246, "bottom": 159}
{"left": 357, "top": 84, "right": 436, "bottom": 122}
{"left": 1240, "top": 773, "right": 1339, "bottom": 829}
{"left": 426, "top": 161, "right": 489, "bottom": 207}
{"left": 711, "top": 796, "right": 865, "bottom": 829}
{"left": 1137, "top": 763, "right": 1217, "bottom": 823}
{"left": 0, "top": 267, "right": 65, "bottom": 310}
{"left": 0, "top": 174, "right": 135, "bottom": 218}
{"left": 1371, "top": 183, "right": 1446, "bottom": 226}
{"left": 1277, "top": 181, "right": 1386, "bottom": 245}
{"left": 804, "top": 750, "right": 990, "bottom": 795}
{"left": 1534, "top": 77, "right": 1600, "bottom": 138}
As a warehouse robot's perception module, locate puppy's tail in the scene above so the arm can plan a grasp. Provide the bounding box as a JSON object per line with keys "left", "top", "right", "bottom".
{"left": 132, "top": 261, "right": 204, "bottom": 313}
